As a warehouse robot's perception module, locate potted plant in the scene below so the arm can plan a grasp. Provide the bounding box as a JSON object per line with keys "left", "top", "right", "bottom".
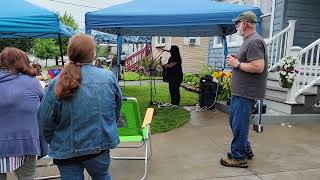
{"left": 278, "top": 56, "right": 299, "bottom": 88}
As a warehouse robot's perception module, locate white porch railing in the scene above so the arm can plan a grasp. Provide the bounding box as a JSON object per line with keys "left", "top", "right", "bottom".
{"left": 286, "top": 38, "right": 320, "bottom": 104}
{"left": 267, "top": 20, "right": 296, "bottom": 72}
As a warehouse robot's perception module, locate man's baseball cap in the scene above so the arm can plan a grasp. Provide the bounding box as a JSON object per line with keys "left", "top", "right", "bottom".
{"left": 232, "top": 11, "right": 257, "bottom": 24}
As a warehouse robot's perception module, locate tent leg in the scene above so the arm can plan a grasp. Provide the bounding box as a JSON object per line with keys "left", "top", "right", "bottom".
{"left": 117, "top": 35, "right": 123, "bottom": 81}
{"left": 58, "top": 33, "right": 64, "bottom": 66}
{"left": 222, "top": 35, "right": 228, "bottom": 70}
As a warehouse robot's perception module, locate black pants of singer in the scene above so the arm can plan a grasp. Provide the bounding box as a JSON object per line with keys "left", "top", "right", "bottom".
{"left": 168, "top": 80, "right": 181, "bottom": 106}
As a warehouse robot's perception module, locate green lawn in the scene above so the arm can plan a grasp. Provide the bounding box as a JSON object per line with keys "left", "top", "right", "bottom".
{"left": 121, "top": 83, "right": 198, "bottom": 134}
{"left": 42, "top": 65, "right": 62, "bottom": 72}
{"left": 123, "top": 71, "right": 162, "bottom": 81}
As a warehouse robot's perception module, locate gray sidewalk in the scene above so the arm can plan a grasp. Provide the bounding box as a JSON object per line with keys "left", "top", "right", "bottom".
{"left": 110, "top": 109, "right": 320, "bottom": 180}
{"left": 32, "top": 109, "right": 320, "bottom": 180}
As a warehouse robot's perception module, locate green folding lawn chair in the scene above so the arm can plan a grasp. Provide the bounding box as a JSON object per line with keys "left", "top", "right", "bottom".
{"left": 112, "top": 97, "right": 154, "bottom": 180}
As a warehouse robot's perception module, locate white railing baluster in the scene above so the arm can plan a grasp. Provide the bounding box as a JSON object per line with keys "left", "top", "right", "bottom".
{"left": 270, "top": 41, "right": 275, "bottom": 68}
{"left": 267, "top": 21, "right": 295, "bottom": 71}
{"left": 315, "top": 45, "right": 320, "bottom": 80}
{"left": 267, "top": 24, "right": 293, "bottom": 71}
{"left": 284, "top": 32, "right": 288, "bottom": 57}
{"left": 309, "top": 47, "right": 315, "bottom": 84}
{"left": 289, "top": 38, "right": 320, "bottom": 103}
{"left": 303, "top": 52, "right": 309, "bottom": 86}
{"left": 297, "top": 55, "right": 302, "bottom": 91}
{"left": 279, "top": 34, "right": 284, "bottom": 60}
{"left": 275, "top": 38, "right": 279, "bottom": 63}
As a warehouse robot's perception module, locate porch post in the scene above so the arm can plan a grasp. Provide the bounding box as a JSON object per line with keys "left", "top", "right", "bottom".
{"left": 285, "top": 46, "right": 303, "bottom": 104}
{"left": 286, "top": 20, "right": 297, "bottom": 55}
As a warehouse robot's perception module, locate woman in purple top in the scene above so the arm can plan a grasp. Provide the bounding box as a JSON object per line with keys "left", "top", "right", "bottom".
{"left": 0, "top": 47, "right": 45, "bottom": 179}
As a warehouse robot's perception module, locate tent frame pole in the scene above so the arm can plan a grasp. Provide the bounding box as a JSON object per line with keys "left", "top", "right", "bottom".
{"left": 222, "top": 35, "right": 228, "bottom": 70}
{"left": 58, "top": 33, "right": 64, "bottom": 66}
{"left": 117, "top": 35, "right": 123, "bottom": 82}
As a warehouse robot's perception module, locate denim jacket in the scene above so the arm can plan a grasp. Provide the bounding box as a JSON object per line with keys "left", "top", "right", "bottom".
{"left": 38, "top": 65, "right": 122, "bottom": 159}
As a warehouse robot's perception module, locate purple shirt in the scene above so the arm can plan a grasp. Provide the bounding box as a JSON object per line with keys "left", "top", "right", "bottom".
{"left": 0, "top": 69, "right": 44, "bottom": 157}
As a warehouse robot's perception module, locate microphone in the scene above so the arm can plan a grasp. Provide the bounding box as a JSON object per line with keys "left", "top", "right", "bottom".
{"left": 162, "top": 49, "right": 170, "bottom": 52}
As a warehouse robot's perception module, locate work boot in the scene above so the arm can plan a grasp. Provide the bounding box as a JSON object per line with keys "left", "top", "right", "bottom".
{"left": 220, "top": 157, "right": 248, "bottom": 168}
{"left": 227, "top": 150, "right": 254, "bottom": 160}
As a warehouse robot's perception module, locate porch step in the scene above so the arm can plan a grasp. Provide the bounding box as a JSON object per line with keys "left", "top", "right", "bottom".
{"left": 215, "top": 101, "right": 320, "bottom": 123}
{"left": 252, "top": 108, "right": 320, "bottom": 124}
{"left": 267, "top": 78, "right": 318, "bottom": 94}
{"left": 268, "top": 72, "right": 320, "bottom": 86}
{"left": 266, "top": 86, "right": 307, "bottom": 104}
{"left": 264, "top": 96, "right": 294, "bottom": 114}
{"left": 265, "top": 72, "right": 320, "bottom": 114}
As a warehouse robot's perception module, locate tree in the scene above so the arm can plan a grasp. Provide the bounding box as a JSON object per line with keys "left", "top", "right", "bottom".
{"left": 33, "top": 39, "right": 59, "bottom": 67}
{"left": 59, "top": 12, "right": 79, "bottom": 31}
{"left": 96, "top": 45, "right": 109, "bottom": 58}
{"left": 56, "top": 12, "right": 79, "bottom": 56}
{"left": 0, "top": 39, "right": 34, "bottom": 52}
{"left": 32, "top": 12, "right": 79, "bottom": 66}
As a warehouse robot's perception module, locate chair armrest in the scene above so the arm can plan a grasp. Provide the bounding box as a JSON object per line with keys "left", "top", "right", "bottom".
{"left": 142, "top": 108, "right": 154, "bottom": 128}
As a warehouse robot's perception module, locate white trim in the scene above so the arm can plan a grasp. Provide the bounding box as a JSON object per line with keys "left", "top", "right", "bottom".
{"left": 270, "top": 0, "right": 276, "bottom": 38}
{"left": 155, "top": 36, "right": 166, "bottom": 47}
{"left": 184, "top": 37, "right": 201, "bottom": 46}
{"left": 155, "top": 44, "right": 165, "bottom": 48}
{"left": 261, "top": 12, "right": 271, "bottom": 18}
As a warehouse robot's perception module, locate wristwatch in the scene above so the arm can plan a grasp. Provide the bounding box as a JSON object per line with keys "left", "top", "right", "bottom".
{"left": 234, "top": 61, "right": 241, "bottom": 69}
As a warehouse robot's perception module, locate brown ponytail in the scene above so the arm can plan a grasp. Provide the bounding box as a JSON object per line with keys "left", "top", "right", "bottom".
{"left": 55, "top": 34, "right": 96, "bottom": 99}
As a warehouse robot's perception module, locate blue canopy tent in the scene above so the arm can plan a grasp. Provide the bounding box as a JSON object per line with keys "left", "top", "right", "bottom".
{"left": 0, "top": 0, "right": 75, "bottom": 65}
{"left": 92, "top": 30, "right": 151, "bottom": 44}
{"left": 85, "top": 0, "right": 262, "bottom": 69}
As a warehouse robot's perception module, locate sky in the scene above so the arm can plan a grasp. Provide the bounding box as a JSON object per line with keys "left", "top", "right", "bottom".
{"left": 27, "top": 0, "right": 131, "bottom": 29}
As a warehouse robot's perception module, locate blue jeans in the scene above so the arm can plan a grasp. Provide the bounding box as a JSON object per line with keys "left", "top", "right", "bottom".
{"left": 57, "top": 150, "right": 112, "bottom": 180}
{"left": 229, "top": 95, "right": 255, "bottom": 160}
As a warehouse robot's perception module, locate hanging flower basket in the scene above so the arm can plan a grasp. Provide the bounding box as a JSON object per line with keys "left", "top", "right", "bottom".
{"left": 277, "top": 56, "right": 299, "bottom": 88}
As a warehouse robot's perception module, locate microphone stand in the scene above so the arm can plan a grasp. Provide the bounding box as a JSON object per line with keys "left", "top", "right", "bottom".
{"left": 149, "top": 50, "right": 166, "bottom": 106}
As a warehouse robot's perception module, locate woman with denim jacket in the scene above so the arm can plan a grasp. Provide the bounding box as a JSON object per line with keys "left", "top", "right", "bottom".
{"left": 38, "top": 34, "right": 122, "bottom": 180}
{"left": 0, "top": 47, "right": 46, "bottom": 180}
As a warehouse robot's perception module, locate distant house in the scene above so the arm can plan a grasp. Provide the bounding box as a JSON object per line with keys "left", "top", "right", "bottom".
{"left": 152, "top": 36, "right": 209, "bottom": 74}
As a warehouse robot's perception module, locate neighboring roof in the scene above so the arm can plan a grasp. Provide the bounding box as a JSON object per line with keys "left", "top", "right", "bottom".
{"left": 92, "top": 30, "right": 151, "bottom": 44}
{"left": 0, "top": 0, "right": 74, "bottom": 38}
{"left": 85, "top": 0, "right": 262, "bottom": 37}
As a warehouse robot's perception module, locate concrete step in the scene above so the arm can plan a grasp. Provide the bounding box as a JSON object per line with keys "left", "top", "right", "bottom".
{"left": 252, "top": 108, "right": 320, "bottom": 124}
{"left": 215, "top": 101, "right": 320, "bottom": 123}
{"left": 266, "top": 86, "right": 306, "bottom": 104}
{"left": 264, "top": 96, "right": 293, "bottom": 114}
{"left": 268, "top": 72, "right": 320, "bottom": 86}
{"left": 267, "top": 78, "right": 318, "bottom": 94}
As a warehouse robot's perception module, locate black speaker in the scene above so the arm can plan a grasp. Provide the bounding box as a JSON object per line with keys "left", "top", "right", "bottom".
{"left": 199, "top": 75, "right": 218, "bottom": 110}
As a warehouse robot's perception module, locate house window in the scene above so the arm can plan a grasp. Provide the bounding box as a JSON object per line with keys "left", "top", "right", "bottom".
{"left": 184, "top": 37, "right": 201, "bottom": 46}
{"left": 155, "top": 36, "right": 166, "bottom": 47}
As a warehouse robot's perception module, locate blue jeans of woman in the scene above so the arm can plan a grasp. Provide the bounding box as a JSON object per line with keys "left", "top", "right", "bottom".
{"left": 57, "top": 150, "right": 111, "bottom": 180}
